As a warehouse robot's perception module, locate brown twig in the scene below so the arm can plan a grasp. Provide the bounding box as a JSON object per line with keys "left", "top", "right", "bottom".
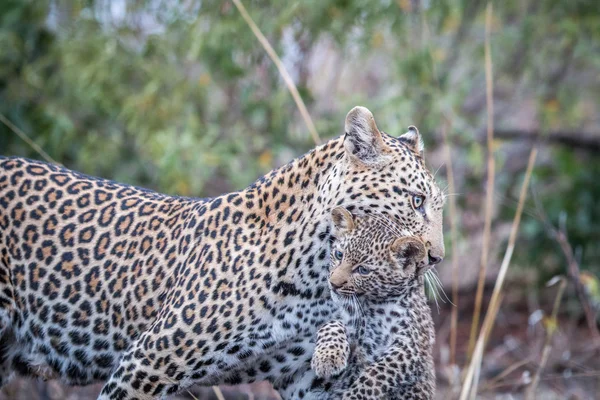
{"left": 0, "top": 113, "right": 58, "bottom": 164}
{"left": 549, "top": 218, "right": 600, "bottom": 344}
{"left": 484, "top": 370, "right": 600, "bottom": 390}
{"left": 231, "top": 0, "right": 321, "bottom": 145}
{"left": 532, "top": 187, "right": 600, "bottom": 345}
{"left": 479, "top": 358, "right": 533, "bottom": 392}
{"left": 525, "top": 276, "right": 568, "bottom": 400}
{"left": 468, "top": 1, "right": 496, "bottom": 358}
{"left": 459, "top": 147, "right": 538, "bottom": 400}
{"left": 557, "top": 232, "right": 600, "bottom": 344}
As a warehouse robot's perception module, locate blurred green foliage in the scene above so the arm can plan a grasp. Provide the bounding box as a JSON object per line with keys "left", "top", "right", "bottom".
{"left": 1, "top": 0, "right": 599, "bottom": 281}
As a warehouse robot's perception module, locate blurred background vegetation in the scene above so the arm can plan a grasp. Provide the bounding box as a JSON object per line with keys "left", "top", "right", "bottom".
{"left": 1, "top": 0, "right": 599, "bottom": 399}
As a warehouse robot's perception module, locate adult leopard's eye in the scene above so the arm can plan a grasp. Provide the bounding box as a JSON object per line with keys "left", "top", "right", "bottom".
{"left": 333, "top": 249, "right": 343, "bottom": 260}
{"left": 412, "top": 194, "right": 424, "bottom": 209}
{"left": 357, "top": 266, "right": 369, "bottom": 275}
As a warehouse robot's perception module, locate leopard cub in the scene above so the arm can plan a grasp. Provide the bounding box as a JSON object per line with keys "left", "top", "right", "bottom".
{"left": 310, "top": 206, "right": 435, "bottom": 400}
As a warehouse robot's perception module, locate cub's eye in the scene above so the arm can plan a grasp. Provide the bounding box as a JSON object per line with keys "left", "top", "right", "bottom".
{"left": 412, "top": 194, "right": 425, "bottom": 210}
{"left": 333, "top": 249, "right": 343, "bottom": 260}
{"left": 356, "top": 266, "right": 370, "bottom": 275}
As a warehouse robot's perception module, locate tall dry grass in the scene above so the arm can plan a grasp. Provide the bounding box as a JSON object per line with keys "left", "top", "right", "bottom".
{"left": 459, "top": 147, "right": 538, "bottom": 399}
{"left": 232, "top": 0, "right": 321, "bottom": 145}
{"left": 467, "top": 1, "right": 496, "bottom": 359}
{"left": 441, "top": 117, "right": 460, "bottom": 367}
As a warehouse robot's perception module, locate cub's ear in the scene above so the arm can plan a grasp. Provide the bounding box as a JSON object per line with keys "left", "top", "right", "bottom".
{"left": 344, "top": 106, "right": 388, "bottom": 165}
{"left": 390, "top": 237, "right": 426, "bottom": 270}
{"left": 398, "top": 126, "right": 424, "bottom": 157}
{"left": 331, "top": 206, "right": 355, "bottom": 234}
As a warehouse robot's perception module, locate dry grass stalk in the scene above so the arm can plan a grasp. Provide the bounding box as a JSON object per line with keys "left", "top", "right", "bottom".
{"left": 459, "top": 147, "right": 538, "bottom": 400}
{"left": 468, "top": 1, "right": 496, "bottom": 358}
{"left": 525, "top": 276, "right": 567, "bottom": 400}
{"left": 212, "top": 386, "right": 226, "bottom": 400}
{"left": 423, "top": 12, "right": 461, "bottom": 368}
{"left": 231, "top": 0, "right": 321, "bottom": 145}
{"left": 468, "top": 293, "right": 503, "bottom": 400}
{"left": 441, "top": 116, "right": 460, "bottom": 366}
{"left": 185, "top": 386, "right": 225, "bottom": 400}
{"left": 0, "top": 113, "right": 58, "bottom": 164}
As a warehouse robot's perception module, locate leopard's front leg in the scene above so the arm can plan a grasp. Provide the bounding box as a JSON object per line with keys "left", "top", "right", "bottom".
{"left": 310, "top": 320, "right": 350, "bottom": 379}
{"left": 97, "top": 330, "right": 184, "bottom": 400}
{"left": 97, "top": 312, "right": 228, "bottom": 399}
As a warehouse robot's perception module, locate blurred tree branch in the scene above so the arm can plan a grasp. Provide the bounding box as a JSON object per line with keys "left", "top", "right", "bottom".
{"left": 493, "top": 130, "right": 600, "bottom": 152}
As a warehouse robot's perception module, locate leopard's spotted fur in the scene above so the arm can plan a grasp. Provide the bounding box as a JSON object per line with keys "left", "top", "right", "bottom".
{"left": 0, "top": 106, "right": 444, "bottom": 399}
{"left": 293, "top": 210, "right": 435, "bottom": 399}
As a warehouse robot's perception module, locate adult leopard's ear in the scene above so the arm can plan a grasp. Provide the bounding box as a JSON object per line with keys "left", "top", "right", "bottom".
{"left": 344, "top": 106, "right": 388, "bottom": 165}
{"left": 331, "top": 206, "right": 355, "bottom": 234}
{"left": 398, "top": 126, "right": 424, "bottom": 157}
{"left": 390, "top": 236, "right": 426, "bottom": 271}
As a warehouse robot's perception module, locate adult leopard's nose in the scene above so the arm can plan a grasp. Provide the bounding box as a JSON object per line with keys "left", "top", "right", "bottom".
{"left": 428, "top": 251, "right": 443, "bottom": 265}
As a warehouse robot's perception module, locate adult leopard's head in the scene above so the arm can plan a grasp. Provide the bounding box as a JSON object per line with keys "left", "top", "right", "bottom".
{"left": 327, "top": 207, "right": 429, "bottom": 302}
{"left": 326, "top": 106, "right": 445, "bottom": 266}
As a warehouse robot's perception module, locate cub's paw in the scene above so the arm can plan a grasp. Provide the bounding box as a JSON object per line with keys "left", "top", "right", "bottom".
{"left": 311, "top": 349, "right": 348, "bottom": 379}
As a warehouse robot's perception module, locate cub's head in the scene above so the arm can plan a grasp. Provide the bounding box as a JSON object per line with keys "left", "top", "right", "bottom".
{"left": 329, "top": 106, "right": 445, "bottom": 267}
{"left": 327, "top": 207, "right": 429, "bottom": 303}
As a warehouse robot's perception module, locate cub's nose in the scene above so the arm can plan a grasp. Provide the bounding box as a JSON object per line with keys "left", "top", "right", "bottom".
{"left": 428, "top": 251, "right": 443, "bottom": 265}
{"left": 329, "top": 268, "right": 347, "bottom": 290}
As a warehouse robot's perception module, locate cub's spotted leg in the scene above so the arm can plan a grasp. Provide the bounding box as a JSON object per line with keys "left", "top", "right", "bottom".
{"left": 341, "top": 344, "right": 434, "bottom": 400}
{"left": 311, "top": 320, "right": 349, "bottom": 379}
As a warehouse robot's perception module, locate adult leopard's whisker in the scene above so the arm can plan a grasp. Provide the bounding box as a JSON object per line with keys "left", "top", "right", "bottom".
{"left": 425, "top": 273, "right": 441, "bottom": 314}
{"left": 430, "top": 268, "right": 455, "bottom": 306}
{"left": 426, "top": 270, "right": 445, "bottom": 304}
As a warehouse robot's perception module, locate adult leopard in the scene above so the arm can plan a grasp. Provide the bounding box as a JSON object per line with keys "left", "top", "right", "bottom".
{"left": 0, "top": 106, "right": 445, "bottom": 399}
